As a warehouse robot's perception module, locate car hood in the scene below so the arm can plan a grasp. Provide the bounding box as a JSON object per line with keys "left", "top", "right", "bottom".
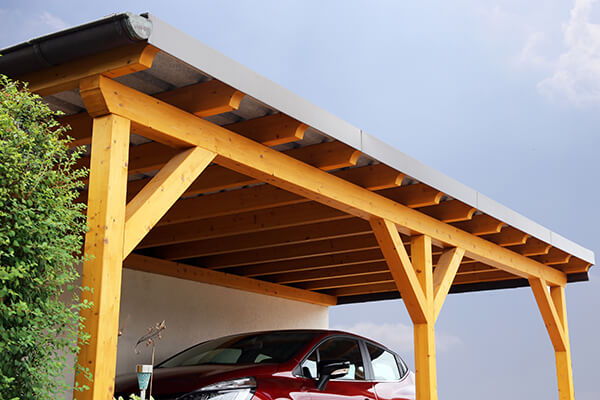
{"left": 115, "top": 364, "right": 279, "bottom": 398}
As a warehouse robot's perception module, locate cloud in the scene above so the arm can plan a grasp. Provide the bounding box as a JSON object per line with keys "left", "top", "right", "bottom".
{"left": 537, "top": 0, "right": 600, "bottom": 106}
{"left": 332, "top": 321, "right": 461, "bottom": 354}
{"left": 38, "top": 11, "right": 68, "bottom": 31}
{"left": 517, "top": 32, "right": 551, "bottom": 69}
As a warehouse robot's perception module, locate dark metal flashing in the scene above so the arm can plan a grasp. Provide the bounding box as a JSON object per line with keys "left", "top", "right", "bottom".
{"left": 335, "top": 272, "right": 590, "bottom": 305}
{"left": 0, "top": 12, "right": 152, "bottom": 77}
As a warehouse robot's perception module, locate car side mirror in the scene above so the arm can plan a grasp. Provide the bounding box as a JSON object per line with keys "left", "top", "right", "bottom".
{"left": 316, "top": 360, "right": 350, "bottom": 391}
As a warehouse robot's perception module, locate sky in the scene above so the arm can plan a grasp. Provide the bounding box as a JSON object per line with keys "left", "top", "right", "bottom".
{"left": 1, "top": 1, "right": 599, "bottom": 399}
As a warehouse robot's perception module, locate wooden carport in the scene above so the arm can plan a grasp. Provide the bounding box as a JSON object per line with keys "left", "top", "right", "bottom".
{"left": 0, "top": 13, "right": 594, "bottom": 400}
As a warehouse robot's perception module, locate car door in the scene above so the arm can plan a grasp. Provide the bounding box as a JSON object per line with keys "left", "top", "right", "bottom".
{"left": 297, "top": 336, "right": 377, "bottom": 400}
{"left": 364, "top": 342, "right": 415, "bottom": 400}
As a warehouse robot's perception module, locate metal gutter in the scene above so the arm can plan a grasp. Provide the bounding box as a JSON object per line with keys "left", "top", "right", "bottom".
{"left": 0, "top": 12, "right": 152, "bottom": 76}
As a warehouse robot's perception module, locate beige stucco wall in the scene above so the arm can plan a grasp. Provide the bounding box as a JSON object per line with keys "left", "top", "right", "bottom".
{"left": 63, "top": 267, "right": 328, "bottom": 399}
{"left": 115, "top": 268, "right": 329, "bottom": 375}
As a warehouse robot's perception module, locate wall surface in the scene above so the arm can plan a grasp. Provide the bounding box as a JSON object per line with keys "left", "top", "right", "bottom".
{"left": 115, "top": 268, "right": 329, "bottom": 375}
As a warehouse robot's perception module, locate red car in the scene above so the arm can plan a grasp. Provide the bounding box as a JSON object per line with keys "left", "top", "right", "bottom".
{"left": 115, "top": 329, "right": 416, "bottom": 400}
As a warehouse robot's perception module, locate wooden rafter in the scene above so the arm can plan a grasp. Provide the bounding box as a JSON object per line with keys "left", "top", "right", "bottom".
{"left": 123, "top": 147, "right": 216, "bottom": 258}
{"left": 156, "top": 219, "right": 374, "bottom": 261}
{"left": 231, "top": 248, "right": 385, "bottom": 278}
{"left": 508, "top": 237, "right": 552, "bottom": 257}
{"left": 79, "top": 75, "right": 567, "bottom": 286}
{"left": 123, "top": 254, "right": 336, "bottom": 306}
{"left": 452, "top": 214, "right": 504, "bottom": 235}
{"left": 418, "top": 200, "right": 476, "bottom": 223}
{"left": 199, "top": 233, "right": 380, "bottom": 269}
{"left": 18, "top": 43, "right": 159, "bottom": 96}
{"left": 139, "top": 202, "right": 349, "bottom": 248}
{"left": 379, "top": 183, "right": 443, "bottom": 208}
{"left": 154, "top": 79, "right": 245, "bottom": 117}
{"left": 483, "top": 226, "right": 530, "bottom": 246}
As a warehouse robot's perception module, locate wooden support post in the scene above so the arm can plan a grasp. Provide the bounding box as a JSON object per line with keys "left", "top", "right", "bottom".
{"left": 370, "top": 217, "right": 467, "bottom": 400}
{"left": 411, "top": 235, "right": 438, "bottom": 400}
{"left": 76, "top": 115, "right": 130, "bottom": 399}
{"left": 529, "top": 279, "right": 575, "bottom": 400}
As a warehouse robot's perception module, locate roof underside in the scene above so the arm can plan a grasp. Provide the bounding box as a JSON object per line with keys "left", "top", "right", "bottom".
{"left": 0, "top": 13, "right": 593, "bottom": 304}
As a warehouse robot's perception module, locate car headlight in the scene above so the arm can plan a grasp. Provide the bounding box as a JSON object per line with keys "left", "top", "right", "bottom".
{"left": 177, "top": 377, "right": 257, "bottom": 400}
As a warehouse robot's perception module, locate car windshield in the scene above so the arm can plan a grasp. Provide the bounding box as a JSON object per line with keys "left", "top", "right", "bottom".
{"left": 158, "top": 331, "right": 318, "bottom": 368}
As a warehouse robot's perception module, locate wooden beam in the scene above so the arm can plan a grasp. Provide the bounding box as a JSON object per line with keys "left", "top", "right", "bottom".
{"left": 432, "top": 248, "right": 465, "bottom": 321}
{"left": 379, "top": 183, "right": 443, "bottom": 208}
{"left": 80, "top": 75, "right": 567, "bottom": 287}
{"left": 76, "top": 114, "right": 130, "bottom": 400}
{"left": 370, "top": 217, "right": 429, "bottom": 324}
{"left": 77, "top": 139, "right": 361, "bottom": 184}
{"left": 20, "top": 43, "right": 159, "bottom": 96}
{"left": 452, "top": 214, "right": 504, "bottom": 235}
{"left": 532, "top": 248, "right": 572, "bottom": 266}
{"left": 419, "top": 200, "right": 476, "bottom": 223}
{"left": 326, "top": 269, "right": 517, "bottom": 297}
{"left": 269, "top": 261, "right": 389, "bottom": 284}
{"left": 156, "top": 219, "right": 373, "bottom": 261}
{"left": 199, "top": 233, "right": 379, "bottom": 269}
{"left": 154, "top": 79, "right": 245, "bottom": 117}
{"left": 139, "top": 202, "right": 350, "bottom": 248}
{"left": 507, "top": 237, "right": 552, "bottom": 257}
{"left": 550, "top": 286, "right": 575, "bottom": 400}
{"left": 334, "top": 164, "right": 405, "bottom": 191}
{"left": 483, "top": 226, "right": 530, "bottom": 246}
{"left": 224, "top": 113, "right": 307, "bottom": 146}
{"left": 231, "top": 248, "right": 385, "bottom": 278}
{"left": 528, "top": 277, "right": 568, "bottom": 352}
{"left": 123, "top": 147, "right": 216, "bottom": 258}
{"left": 554, "top": 257, "right": 591, "bottom": 274}
{"left": 156, "top": 164, "right": 403, "bottom": 228}
{"left": 296, "top": 271, "right": 393, "bottom": 290}
{"left": 123, "top": 254, "right": 337, "bottom": 306}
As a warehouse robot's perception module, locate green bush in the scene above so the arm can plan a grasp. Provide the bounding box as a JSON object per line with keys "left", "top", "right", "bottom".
{"left": 0, "top": 75, "right": 89, "bottom": 399}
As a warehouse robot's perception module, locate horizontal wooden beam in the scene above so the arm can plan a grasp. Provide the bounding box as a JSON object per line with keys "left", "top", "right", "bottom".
{"left": 326, "top": 269, "right": 517, "bottom": 297}
{"left": 199, "top": 233, "right": 379, "bottom": 269}
{"left": 532, "top": 248, "right": 572, "bottom": 266}
{"left": 154, "top": 79, "right": 245, "bottom": 117}
{"left": 268, "top": 261, "right": 389, "bottom": 284}
{"left": 230, "top": 248, "right": 385, "bottom": 278}
{"left": 452, "top": 214, "right": 504, "bottom": 235}
{"left": 296, "top": 271, "right": 393, "bottom": 290}
{"left": 483, "top": 226, "right": 530, "bottom": 246}
{"left": 379, "top": 183, "right": 443, "bottom": 208}
{"left": 81, "top": 76, "right": 567, "bottom": 287}
{"left": 224, "top": 113, "right": 307, "bottom": 146}
{"left": 156, "top": 219, "right": 373, "bottom": 260}
{"left": 139, "top": 202, "right": 349, "bottom": 248}
{"left": 507, "top": 237, "right": 552, "bottom": 257}
{"left": 156, "top": 164, "right": 403, "bottom": 228}
{"left": 19, "top": 43, "right": 159, "bottom": 96}
{"left": 123, "top": 254, "right": 337, "bottom": 306}
{"left": 418, "top": 200, "right": 476, "bottom": 223}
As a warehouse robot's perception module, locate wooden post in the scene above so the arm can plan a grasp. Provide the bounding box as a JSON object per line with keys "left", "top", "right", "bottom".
{"left": 411, "top": 235, "right": 437, "bottom": 400}
{"left": 529, "top": 280, "right": 575, "bottom": 400}
{"left": 76, "top": 114, "right": 130, "bottom": 399}
{"left": 551, "top": 287, "right": 575, "bottom": 400}
{"left": 371, "top": 218, "right": 465, "bottom": 400}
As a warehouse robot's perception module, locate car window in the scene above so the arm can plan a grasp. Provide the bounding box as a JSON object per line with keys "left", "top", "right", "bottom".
{"left": 317, "top": 338, "right": 365, "bottom": 380}
{"left": 366, "top": 343, "right": 401, "bottom": 381}
{"left": 301, "top": 349, "right": 318, "bottom": 379}
{"left": 159, "top": 331, "right": 317, "bottom": 368}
